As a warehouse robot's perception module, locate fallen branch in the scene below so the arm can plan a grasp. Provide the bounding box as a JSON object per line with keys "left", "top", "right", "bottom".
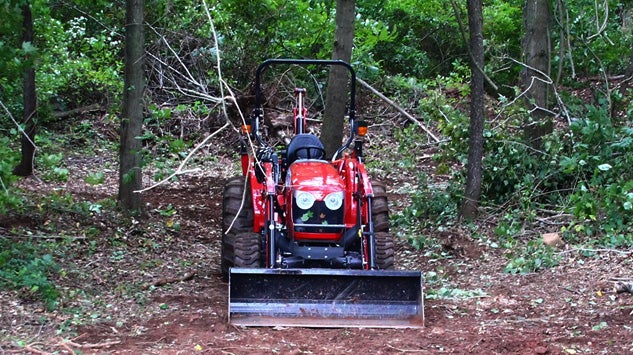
{"left": 0, "top": 227, "right": 87, "bottom": 240}
{"left": 62, "top": 338, "right": 122, "bottom": 349}
{"left": 610, "top": 277, "right": 633, "bottom": 281}
{"left": 610, "top": 277, "right": 633, "bottom": 294}
{"left": 51, "top": 103, "right": 101, "bottom": 119}
{"left": 356, "top": 77, "right": 441, "bottom": 143}
{"left": 614, "top": 282, "right": 633, "bottom": 294}
{"left": 20, "top": 344, "right": 53, "bottom": 355}
{"left": 134, "top": 121, "right": 230, "bottom": 193}
{"left": 558, "top": 248, "right": 633, "bottom": 255}
{"left": 141, "top": 270, "right": 196, "bottom": 290}
{"left": 386, "top": 344, "right": 428, "bottom": 353}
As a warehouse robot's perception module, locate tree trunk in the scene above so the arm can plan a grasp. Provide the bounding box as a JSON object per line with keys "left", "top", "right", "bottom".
{"left": 118, "top": 0, "right": 145, "bottom": 212}
{"left": 13, "top": 3, "right": 37, "bottom": 177}
{"left": 460, "top": 0, "right": 485, "bottom": 221}
{"left": 626, "top": 50, "right": 633, "bottom": 77}
{"left": 522, "top": 0, "right": 552, "bottom": 150}
{"left": 321, "top": 0, "right": 355, "bottom": 159}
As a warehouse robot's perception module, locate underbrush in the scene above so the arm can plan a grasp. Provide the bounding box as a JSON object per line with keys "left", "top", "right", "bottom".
{"left": 0, "top": 190, "right": 120, "bottom": 310}
{"left": 0, "top": 103, "right": 223, "bottom": 311}
{"left": 386, "top": 74, "right": 633, "bottom": 274}
{"left": 0, "top": 239, "right": 60, "bottom": 310}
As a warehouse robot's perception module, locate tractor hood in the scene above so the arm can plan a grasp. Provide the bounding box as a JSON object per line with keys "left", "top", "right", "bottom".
{"left": 286, "top": 161, "right": 344, "bottom": 197}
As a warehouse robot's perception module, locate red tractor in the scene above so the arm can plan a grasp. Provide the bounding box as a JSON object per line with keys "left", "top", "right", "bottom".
{"left": 222, "top": 59, "right": 423, "bottom": 328}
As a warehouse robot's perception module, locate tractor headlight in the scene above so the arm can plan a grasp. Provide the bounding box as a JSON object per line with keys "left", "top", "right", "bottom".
{"left": 295, "top": 191, "right": 316, "bottom": 210}
{"left": 324, "top": 191, "right": 344, "bottom": 210}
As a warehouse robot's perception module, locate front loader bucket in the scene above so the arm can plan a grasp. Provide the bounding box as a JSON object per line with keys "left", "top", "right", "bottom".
{"left": 228, "top": 268, "right": 424, "bottom": 328}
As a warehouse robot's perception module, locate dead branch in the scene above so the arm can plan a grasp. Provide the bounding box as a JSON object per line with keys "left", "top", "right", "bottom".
{"left": 51, "top": 103, "right": 101, "bottom": 119}
{"left": 1, "top": 100, "right": 38, "bottom": 155}
{"left": 137, "top": 2, "right": 242, "bottom": 194}
{"left": 141, "top": 270, "right": 196, "bottom": 290}
{"left": 558, "top": 248, "right": 633, "bottom": 255}
{"left": 356, "top": 77, "right": 440, "bottom": 143}
{"left": 0, "top": 227, "right": 87, "bottom": 240}
{"left": 587, "top": 0, "right": 612, "bottom": 43}
{"left": 58, "top": 340, "right": 75, "bottom": 354}
{"left": 610, "top": 277, "right": 633, "bottom": 294}
{"left": 62, "top": 338, "right": 122, "bottom": 349}
{"left": 614, "top": 282, "right": 633, "bottom": 294}
{"left": 500, "top": 57, "right": 573, "bottom": 125}
{"left": 134, "top": 121, "right": 230, "bottom": 193}
{"left": 386, "top": 344, "right": 428, "bottom": 352}
{"left": 20, "top": 344, "right": 54, "bottom": 355}
{"left": 610, "top": 277, "right": 633, "bottom": 281}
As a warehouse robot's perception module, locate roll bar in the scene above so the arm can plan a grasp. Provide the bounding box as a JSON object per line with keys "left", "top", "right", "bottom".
{"left": 252, "top": 59, "right": 357, "bottom": 159}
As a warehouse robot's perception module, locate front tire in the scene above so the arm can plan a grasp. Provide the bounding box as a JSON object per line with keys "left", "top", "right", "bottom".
{"left": 371, "top": 181, "right": 394, "bottom": 270}
{"left": 221, "top": 176, "right": 261, "bottom": 279}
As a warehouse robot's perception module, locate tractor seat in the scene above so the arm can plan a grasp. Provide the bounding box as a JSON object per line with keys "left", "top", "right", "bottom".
{"left": 286, "top": 134, "right": 326, "bottom": 165}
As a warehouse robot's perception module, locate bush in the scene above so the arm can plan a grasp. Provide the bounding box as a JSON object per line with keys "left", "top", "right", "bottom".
{"left": 562, "top": 106, "right": 633, "bottom": 241}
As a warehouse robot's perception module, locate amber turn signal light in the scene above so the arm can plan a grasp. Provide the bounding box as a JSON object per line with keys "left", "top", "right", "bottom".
{"left": 356, "top": 121, "right": 368, "bottom": 136}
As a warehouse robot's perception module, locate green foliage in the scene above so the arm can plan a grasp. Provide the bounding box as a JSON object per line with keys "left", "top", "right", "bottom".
{"left": 40, "top": 152, "right": 69, "bottom": 182}
{"left": 426, "top": 286, "right": 487, "bottom": 300}
{"left": 504, "top": 239, "right": 560, "bottom": 274}
{"left": 208, "top": 0, "right": 335, "bottom": 85}
{"left": 0, "top": 239, "right": 60, "bottom": 310}
{"left": 482, "top": 0, "right": 523, "bottom": 87}
{"left": 492, "top": 214, "right": 524, "bottom": 249}
{"left": 557, "top": 0, "right": 633, "bottom": 77}
{"left": 362, "top": 0, "right": 465, "bottom": 78}
{"left": 352, "top": 14, "right": 397, "bottom": 79}
{"left": 142, "top": 104, "right": 200, "bottom": 182}
{"left": 561, "top": 107, "right": 633, "bottom": 241}
{"left": 392, "top": 173, "right": 458, "bottom": 231}
{"left": 35, "top": 11, "right": 123, "bottom": 114}
{"left": 1, "top": 2, "right": 124, "bottom": 124}
{"left": 385, "top": 70, "right": 469, "bottom": 251}
{"left": 427, "top": 60, "right": 633, "bottom": 257}
{"left": 0, "top": 2, "right": 34, "bottom": 122}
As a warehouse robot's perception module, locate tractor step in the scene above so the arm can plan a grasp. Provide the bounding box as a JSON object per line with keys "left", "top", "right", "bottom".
{"left": 228, "top": 268, "right": 424, "bottom": 328}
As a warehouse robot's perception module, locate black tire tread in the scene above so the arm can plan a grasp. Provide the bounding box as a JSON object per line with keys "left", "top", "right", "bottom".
{"left": 221, "top": 176, "right": 261, "bottom": 278}
{"left": 371, "top": 181, "right": 394, "bottom": 270}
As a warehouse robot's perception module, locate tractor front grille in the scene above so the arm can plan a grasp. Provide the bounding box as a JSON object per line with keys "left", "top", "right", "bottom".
{"left": 293, "top": 200, "right": 344, "bottom": 234}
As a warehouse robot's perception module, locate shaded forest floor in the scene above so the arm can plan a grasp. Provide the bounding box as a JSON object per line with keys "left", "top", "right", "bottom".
{"left": 1, "top": 143, "right": 632, "bottom": 355}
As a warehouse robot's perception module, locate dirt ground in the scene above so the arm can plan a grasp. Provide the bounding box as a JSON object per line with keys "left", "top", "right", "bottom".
{"left": 1, "top": 148, "right": 633, "bottom": 355}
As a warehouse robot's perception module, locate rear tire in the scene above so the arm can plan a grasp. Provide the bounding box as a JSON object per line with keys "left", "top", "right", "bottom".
{"left": 371, "top": 181, "right": 394, "bottom": 270}
{"left": 221, "top": 176, "right": 261, "bottom": 280}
